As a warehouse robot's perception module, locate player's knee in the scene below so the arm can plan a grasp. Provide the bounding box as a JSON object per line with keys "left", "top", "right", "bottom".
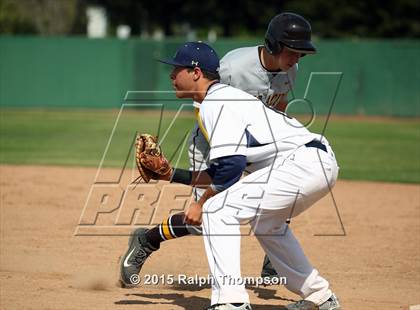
{"left": 253, "top": 222, "right": 288, "bottom": 236}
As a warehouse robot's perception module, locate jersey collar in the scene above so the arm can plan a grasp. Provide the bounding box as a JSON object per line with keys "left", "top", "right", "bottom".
{"left": 206, "top": 81, "right": 221, "bottom": 95}
{"left": 194, "top": 82, "right": 228, "bottom": 109}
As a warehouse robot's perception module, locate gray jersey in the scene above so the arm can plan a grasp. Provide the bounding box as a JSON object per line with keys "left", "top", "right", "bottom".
{"left": 188, "top": 46, "right": 298, "bottom": 200}
{"left": 220, "top": 45, "right": 297, "bottom": 107}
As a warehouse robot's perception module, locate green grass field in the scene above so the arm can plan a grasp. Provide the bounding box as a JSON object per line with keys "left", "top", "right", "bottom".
{"left": 1, "top": 109, "right": 419, "bottom": 183}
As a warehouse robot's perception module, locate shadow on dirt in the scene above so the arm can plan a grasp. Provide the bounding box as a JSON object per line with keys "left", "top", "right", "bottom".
{"left": 115, "top": 284, "right": 296, "bottom": 309}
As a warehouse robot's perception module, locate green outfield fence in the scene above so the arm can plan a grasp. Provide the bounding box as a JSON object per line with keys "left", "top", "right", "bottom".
{"left": 0, "top": 37, "right": 419, "bottom": 116}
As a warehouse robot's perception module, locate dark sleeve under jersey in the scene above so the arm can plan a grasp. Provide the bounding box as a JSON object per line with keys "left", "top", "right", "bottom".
{"left": 205, "top": 155, "right": 247, "bottom": 192}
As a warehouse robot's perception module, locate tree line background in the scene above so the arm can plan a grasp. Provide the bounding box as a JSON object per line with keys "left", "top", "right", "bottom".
{"left": 1, "top": 0, "right": 419, "bottom": 38}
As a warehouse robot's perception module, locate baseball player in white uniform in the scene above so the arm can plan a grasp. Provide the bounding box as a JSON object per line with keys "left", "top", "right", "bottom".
{"left": 158, "top": 42, "right": 341, "bottom": 310}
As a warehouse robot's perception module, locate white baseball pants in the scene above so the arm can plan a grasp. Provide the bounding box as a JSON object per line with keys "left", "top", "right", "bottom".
{"left": 202, "top": 143, "right": 339, "bottom": 306}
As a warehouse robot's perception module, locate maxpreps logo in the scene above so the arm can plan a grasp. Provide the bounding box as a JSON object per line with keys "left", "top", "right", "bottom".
{"left": 76, "top": 71, "right": 345, "bottom": 237}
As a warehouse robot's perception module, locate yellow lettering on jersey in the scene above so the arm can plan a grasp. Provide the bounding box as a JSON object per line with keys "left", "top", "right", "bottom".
{"left": 267, "top": 93, "right": 287, "bottom": 106}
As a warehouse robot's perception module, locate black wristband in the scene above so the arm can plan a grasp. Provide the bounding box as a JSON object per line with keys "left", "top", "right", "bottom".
{"left": 171, "top": 169, "right": 192, "bottom": 185}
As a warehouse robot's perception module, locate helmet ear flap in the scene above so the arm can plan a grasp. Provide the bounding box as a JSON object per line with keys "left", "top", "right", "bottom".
{"left": 276, "top": 42, "right": 283, "bottom": 55}
{"left": 264, "top": 37, "right": 283, "bottom": 55}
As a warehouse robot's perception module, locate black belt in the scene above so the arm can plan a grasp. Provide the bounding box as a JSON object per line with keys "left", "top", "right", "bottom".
{"left": 305, "top": 140, "right": 327, "bottom": 153}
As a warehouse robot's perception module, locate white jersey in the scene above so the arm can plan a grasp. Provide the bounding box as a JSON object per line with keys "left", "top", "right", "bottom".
{"left": 219, "top": 45, "right": 297, "bottom": 107}
{"left": 198, "top": 83, "right": 317, "bottom": 163}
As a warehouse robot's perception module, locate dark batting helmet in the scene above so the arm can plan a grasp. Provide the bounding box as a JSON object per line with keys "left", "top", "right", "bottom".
{"left": 264, "top": 12, "right": 316, "bottom": 55}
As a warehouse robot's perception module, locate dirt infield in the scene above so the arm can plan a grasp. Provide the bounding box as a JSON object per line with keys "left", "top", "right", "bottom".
{"left": 0, "top": 165, "right": 419, "bottom": 310}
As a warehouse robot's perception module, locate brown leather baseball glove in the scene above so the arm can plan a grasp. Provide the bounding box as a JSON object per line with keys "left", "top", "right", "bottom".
{"left": 135, "top": 133, "right": 172, "bottom": 183}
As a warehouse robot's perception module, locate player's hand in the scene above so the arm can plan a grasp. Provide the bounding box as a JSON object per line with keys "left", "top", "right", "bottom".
{"left": 184, "top": 202, "right": 203, "bottom": 225}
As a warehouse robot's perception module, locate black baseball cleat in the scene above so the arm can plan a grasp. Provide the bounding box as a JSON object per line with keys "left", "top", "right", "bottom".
{"left": 285, "top": 293, "right": 341, "bottom": 310}
{"left": 119, "top": 228, "right": 158, "bottom": 288}
{"left": 260, "top": 255, "right": 279, "bottom": 284}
